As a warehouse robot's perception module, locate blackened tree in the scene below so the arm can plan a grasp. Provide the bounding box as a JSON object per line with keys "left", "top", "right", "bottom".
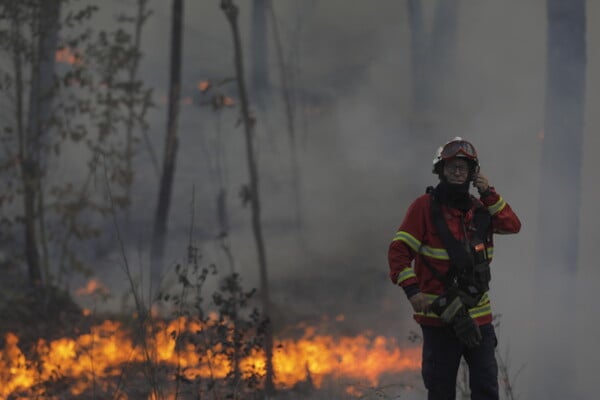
{"left": 533, "top": 1, "right": 586, "bottom": 398}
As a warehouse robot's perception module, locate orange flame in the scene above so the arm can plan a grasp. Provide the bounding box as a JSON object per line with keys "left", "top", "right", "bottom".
{"left": 212, "top": 94, "right": 235, "bottom": 109}
{"left": 222, "top": 96, "right": 235, "bottom": 107}
{"left": 55, "top": 47, "right": 82, "bottom": 65}
{"left": 0, "top": 318, "right": 420, "bottom": 398}
{"left": 198, "top": 80, "right": 211, "bottom": 92}
{"left": 75, "top": 278, "right": 110, "bottom": 297}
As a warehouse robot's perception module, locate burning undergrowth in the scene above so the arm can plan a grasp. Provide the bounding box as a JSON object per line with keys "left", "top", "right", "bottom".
{"left": 0, "top": 262, "right": 421, "bottom": 399}
{"left": 1, "top": 315, "right": 420, "bottom": 399}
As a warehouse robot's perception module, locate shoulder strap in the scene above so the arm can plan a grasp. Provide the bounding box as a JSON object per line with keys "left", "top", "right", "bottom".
{"left": 430, "top": 192, "right": 472, "bottom": 272}
{"left": 472, "top": 201, "right": 492, "bottom": 241}
{"left": 420, "top": 190, "right": 492, "bottom": 288}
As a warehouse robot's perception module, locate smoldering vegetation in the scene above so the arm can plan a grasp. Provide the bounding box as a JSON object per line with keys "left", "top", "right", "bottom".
{"left": 1, "top": 0, "right": 599, "bottom": 398}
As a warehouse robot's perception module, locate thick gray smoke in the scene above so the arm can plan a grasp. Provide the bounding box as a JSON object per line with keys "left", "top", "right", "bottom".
{"left": 77, "top": 1, "right": 600, "bottom": 398}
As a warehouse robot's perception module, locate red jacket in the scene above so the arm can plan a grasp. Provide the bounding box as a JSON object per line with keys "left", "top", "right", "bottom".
{"left": 388, "top": 187, "right": 521, "bottom": 326}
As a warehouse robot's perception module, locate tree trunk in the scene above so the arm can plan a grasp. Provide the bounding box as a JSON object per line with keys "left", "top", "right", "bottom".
{"left": 407, "top": 0, "right": 459, "bottom": 141}
{"left": 533, "top": 1, "right": 586, "bottom": 398}
{"left": 251, "top": 0, "right": 269, "bottom": 111}
{"left": 221, "top": 0, "right": 274, "bottom": 394}
{"left": 407, "top": 0, "right": 429, "bottom": 122}
{"left": 151, "top": 0, "right": 183, "bottom": 295}
{"left": 125, "top": 0, "right": 150, "bottom": 220}
{"left": 10, "top": 4, "right": 40, "bottom": 288}
{"left": 429, "top": 0, "right": 459, "bottom": 112}
{"left": 14, "top": 0, "right": 61, "bottom": 288}
{"left": 267, "top": 1, "right": 303, "bottom": 229}
{"left": 30, "top": 0, "right": 60, "bottom": 288}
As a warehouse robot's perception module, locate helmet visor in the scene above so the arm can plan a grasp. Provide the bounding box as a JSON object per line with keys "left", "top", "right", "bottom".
{"left": 441, "top": 140, "right": 477, "bottom": 160}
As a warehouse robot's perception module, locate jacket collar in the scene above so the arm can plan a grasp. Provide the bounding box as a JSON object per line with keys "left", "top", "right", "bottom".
{"left": 433, "top": 181, "right": 472, "bottom": 212}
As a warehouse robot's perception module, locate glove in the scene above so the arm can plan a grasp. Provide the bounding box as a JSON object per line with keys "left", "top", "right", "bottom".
{"left": 452, "top": 308, "right": 482, "bottom": 348}
{"left": 430, "top": 293, "right": 463, "bottom": 324}
{"left": 431, "top": 290, "right": 483, "bottom": 348}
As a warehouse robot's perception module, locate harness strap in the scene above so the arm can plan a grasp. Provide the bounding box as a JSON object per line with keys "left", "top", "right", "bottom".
{"left": 430, "top": 192, "right": 472, "bottom": 276}
{"left": 423, "top": 186, "right": 492, "bottom": 290}
{"left": 418, "top": 243, "right": 451, "bottom": 287}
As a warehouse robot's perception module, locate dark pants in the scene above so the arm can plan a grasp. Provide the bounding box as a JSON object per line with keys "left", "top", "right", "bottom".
{"left": 421, "top": 323, "right": 498, "bottom": 400}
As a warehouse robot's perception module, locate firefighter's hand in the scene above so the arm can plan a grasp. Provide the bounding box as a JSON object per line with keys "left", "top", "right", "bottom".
{"left": 452, "top": 309, "right": 482, "bottom": 348}
{"left": 473, "top": 173, "right": 490, "bottom": 194}
{"left": 409, "top": 292, "right": 431, "bottom": 313}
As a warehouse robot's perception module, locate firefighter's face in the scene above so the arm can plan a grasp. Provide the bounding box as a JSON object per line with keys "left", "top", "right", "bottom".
{"left": 443, "top": 158, "right": 469, "bottom": 184}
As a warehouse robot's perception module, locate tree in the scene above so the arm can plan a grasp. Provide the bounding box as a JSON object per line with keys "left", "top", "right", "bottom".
{"left": 406, "top": 0, "right": 459, "bottom": 142}
{"left": 221, "top": 0, "right": 274, "bottom": 394}
{"left": 533, "top": 1, "right": 586, "bottom": 398}
{"left": 0, "top": 0, "right": 152, "bottom": 295}
{"left": 122, "top": 0, "right": 155, "bottom": 219}
{"left": 27, "top": 0, "right": 61, "bottom": 287}
{"left": 268, "top": 0, "right": 304, "bottom": 229}
{"left": 251, "top": 0, "right": 269, "bottom": 112}
{"left": 150, "top": 0, "right": 183, "bottom": 295}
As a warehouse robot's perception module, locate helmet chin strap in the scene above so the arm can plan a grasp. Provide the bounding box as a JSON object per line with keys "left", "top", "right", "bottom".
{"left": 471, "top": 165, "right": 481, "bottom": 182}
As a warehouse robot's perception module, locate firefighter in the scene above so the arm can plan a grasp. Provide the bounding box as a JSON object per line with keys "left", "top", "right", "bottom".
{"left": 388, "top": 137, "right": 521, "bottom": 400}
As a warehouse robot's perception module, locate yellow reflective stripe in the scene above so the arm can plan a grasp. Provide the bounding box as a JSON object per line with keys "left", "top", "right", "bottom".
{"left": 393, "top": 231, "right": 449, "bottom": 260}
{"left": 488, "top": 196, "right": 506, "bottom": 215}
{"left": 393, "top": 232, "right": 492, "bottom": 261}
{"left": 415, "top": 310, "right": 442, "bottom": 318}
{"left": 422, "top": 293, "right": 439, "bottom": 301}
{"left": 415, "top": 304, "right": 442, "bottom": 319}
{"left": 469, "top": 302, "right": 492, "bottom": 319}
{"left": 396, "top": 268, "right": 417, "bottom": 285}
{"left": 414, "top": 292, "right": 492, "bottom": 319}
{"left": 420, "top": 245, "right": 449, "bottom": 260}
{"left": 392, "top": 231, "right": 421, "bottom": 252}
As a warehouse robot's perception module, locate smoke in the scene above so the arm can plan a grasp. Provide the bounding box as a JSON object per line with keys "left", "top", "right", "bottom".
{"left": 453, "top": 1, "right": 600, "bottom": 399}
{"left": 56, "top": 0, "right": 600, "bottom": 398}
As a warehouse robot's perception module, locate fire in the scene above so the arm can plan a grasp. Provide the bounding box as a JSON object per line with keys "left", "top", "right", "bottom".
{"left": 55, "top": 47, "right": 82, "bottom": 65}
{"left": 197, "top": 80, "right": 211, "bottom": 92}
{"left": 0, "top": 317, "right": 420, "bottom": 398}
{"left": 212, "top": 94, "right": 235, "bottom": 109}
{"left": 221, "top": 95, "right": 235, "bottom": 106}
{"left": 75, "top": 278, "right": 110, "bottom": 297}
{"left": 271, "top": 326, "right": 420, "bottom": 388}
